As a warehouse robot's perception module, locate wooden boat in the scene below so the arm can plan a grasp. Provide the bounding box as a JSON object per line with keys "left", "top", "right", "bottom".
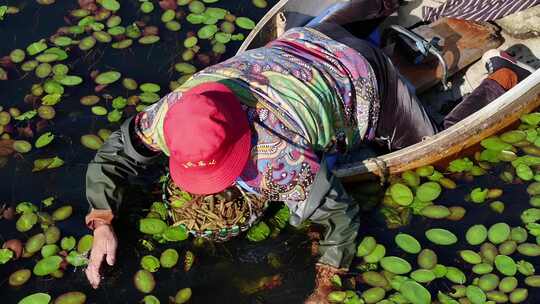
{"left": 237, "top": 0, "right": 540, "bottom": 182}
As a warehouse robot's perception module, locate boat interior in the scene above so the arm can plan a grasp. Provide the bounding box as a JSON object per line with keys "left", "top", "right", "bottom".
{"left": 239, "top": 0, "right": 540, "bottom": 167}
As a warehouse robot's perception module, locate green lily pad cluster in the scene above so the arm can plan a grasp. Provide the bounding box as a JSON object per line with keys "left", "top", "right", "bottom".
{"left": 380, "top": 166, "right": 463, "bottom": 228}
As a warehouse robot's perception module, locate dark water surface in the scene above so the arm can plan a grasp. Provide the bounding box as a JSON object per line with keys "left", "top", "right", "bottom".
{"left": 1, "top": 1, "right": 540, "bottom": 303}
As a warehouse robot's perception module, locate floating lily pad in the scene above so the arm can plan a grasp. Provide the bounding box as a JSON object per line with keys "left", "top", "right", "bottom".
{"left": 16, "top": 212, "right": 38, "bottom": 232}
{"left": 235, "top": 17, "right": 255, "bottom": 30}
{"left": 54, "top": 292, "right": 87, "bottom": 304}
{"left": 139, "top": 92, "right": 160, "bottom": 103}
{"left": 416, "top": 182, "right": 441, "bottom": 202}
{"left": 81, "top": 134, "right": 104, "bottom": 150}
{"left": 139, "top": 35, "right": 160, "bottom": 44}
{"left": 247, "top": 221, "right": 270, "bottom": 242}
{"left": 95, "top": 70, "right": 121, "bottom": 84}
{"left": 79, "top": 36, "right": 97, "bottom": 50}
{"left": 466, "top": 224, "right": 488, "bottom": 245}
{"left": 162, "top": 225, "right": 188, "bottom": 242}
{"left": 395, "top": 233, "right": 421, "bottom": 254}
{"left": 41, "top": 244, "right": 59, "bottom": 258}
{"left": 36, "top": 63, "right": 52, "bottom": 78}
{"left": 126, "top": 24, "right": 142, "bottom": 38}
{"left": 112, "top": 39, "right": 133, "bottom": 49}
{"left": 93, "top": 31, "right": 112, "bottom": 43}
{"left": 417, "top": 249, "right": 438, "bottom": 269}
{"left": 43, "top": 80, "right": 64, "bottom": 94}
{"left": 197, "top": 24, "right": 218, "bottom": 39}
{"left": 122, "top": 78, "right": 138, "bottom": 90}
{"left": 112, "top": 96, "right": 127, "bottom": 109}
{"left": 175, "top": 288, "right": 192, "bottom": 304}
{"left": 141, "top": 255, "right": 160, "bottom": 272}
{"left": 13, "top": 140, "right": 32, "bottom": 153}
{"left": 0, "top": 248, "right": 14, "bottom": 264}
{"left": 52, "top": 64, "right": 69, "bottom": 76}
{"left": 425, "top": 228, "right": 458, "bottom": 245}
{"left": 101, "top": 0, "right": 120, "bottom": 11}
{"left": 252, "top": 0, "right": 267, "bottom": 8}
{"left": 60, "top": 236, "right": 76, "bottom": 251}
{"left": 389, "top": 183, "right": 414, "bottom": 206}
{"left": 108, "top": 26, "right": 125, "bottom": 36}
{"left": 140, "top": 1, "right": 154, "bottom": 13}
{"left": 80, "top": 95, "right": 100, "bottom": 106}
{"left": 33, "top": 255, "right": 62, "bottom": 276}
{"left": 37, "top": 105, "right": 56, "bottom": 120}
{"left": 77, "top": 235, "right": 93, "bottom": 254}
{"left": 21, "top": 60, "right": 39, "bottom": 72}
{"left": 488, "top": 222, "right": 510, "bottom": 244}
{"left": 35, "top": 132, "right": 54, "bottom": 148}
{"left": 32, "top": 156, "right": 64, "bottom": 172}
{"left": 140, "top": 83, "right": 160, "bottom": 93}
{"left": 10, "top": 49, "right": 26, "bottom": 63}
{"left": 215, "top": 32, "right": 231, "bottom": 44}
{"left": 59, "top": 75, "right": 83, "bottom": 86}
{"left": 165, "top": 21, "right": 181, "bottom": 31}
{"left": 380, "top": 256, "right": 412, "bottom": 274}
{"left": 44, "top": 47, "right": 68, "bottom": 61}
{"left": 134, "top": 269, "right": 155, "bottom": 293}
{"left": 221, "top": 21, "right": 235, "bottom": 33}
{"left": 495, "top": 255, "right": 517, "bottom": 276}
{"left": 107, "top": 109, "right": 122, "bottom": 122}
{"left": 9, "top": 269, "right": 31, "bottom": 287}
{"left": 400, "top": 280, "right": 431, "bottom": 304}
{"left": 205, "top": 7, "right": 227, "bottom": 19}
{"left": 160, "top": 248, "right": 179, "bottom": 268}
{"left": 186, "top": 13, "right": 205, "bottom": 24}
{"left": 188, "top": 0, "right": 205, "bottom": 13}
{"left": 184, "top": 36, "right": 198, "bottom": 48}
{"left": 66, "top": 250, "right": 88, "bottom": 267}
{"left": 91, "top": 106, "right": 108, "bottom": 116}
{"left": 52, "top": 205, "right": 73, "bottom": 221}
{"left": 27, "top": 40, "right": 48, "bottom": 56}
{"left": 161, "top": 9, "right": 175, "bottom": 22}
{"left": 139, "top": 218, "right": 167, "bottom": 235}
{"left": 18, "top": 293, "right": 51, "bottom": 304}
{"left": 212, "top": 42, "right": 226, "bottom": 54}
{"left": 106, "top": 15, "right": 122, "bottom": 28}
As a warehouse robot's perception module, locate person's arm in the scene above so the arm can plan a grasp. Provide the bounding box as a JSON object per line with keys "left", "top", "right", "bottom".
{"left": 84, "top": 114, "right": 162, "bottom": 289}
{"left": 85, "top": 116, "right": 161, "bottom": 228}
{"left": 297, "top": 157, "right": 360, "bottom": 269}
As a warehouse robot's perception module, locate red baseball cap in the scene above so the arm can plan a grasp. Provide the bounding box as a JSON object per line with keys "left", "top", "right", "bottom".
{"left": 164, "top": 82, "right": 251, "bottom": 195}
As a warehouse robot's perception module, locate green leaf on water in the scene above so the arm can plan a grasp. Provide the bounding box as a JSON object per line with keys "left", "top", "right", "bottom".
{"left": 101, "top": 0, "right": 120, "bottom": 11}
{"left": 41, "top": 196, "right": 55, "bottom": 207}
{"left": 32, "top": 156, "right": 64, "bottom": 172}
{"left": 14, "top": 110, "right": 37, "bottom": 121}
{"left": 41, "top": 93, "right": 62, "bottom": 106}
{"left": 17, "top": 293, "right": 51, "bottom": 304}
{"left": 161, "top": 225, "right": 188, "bottom": 242}
{"left": 95, "top": 70, "right": 121, "bottom": 85}
{"left": 53, "top": 36, "right": 73, "bottom": 47}
{"left": 0, "top": 248, "right": 14, "bottom": 264}
{"left": 35, "top": 132, "right": 55, "bottom": 148}
{"left": 235, "top": 17, "right": 256, "bottom": 30}
{"left": 0, "top": 6, "right": 7, "bottom": 21}
{"left": 66, "top": 250, "right": 88, "bottom": 266}
{"left": 33, "top": 255, "right": 62, "bottom": 276}
{"left": 59, "top": 75, "right": 83, "bottom": 86}
{"left": 26, "top": 40, "right": 48, "bottom": 56}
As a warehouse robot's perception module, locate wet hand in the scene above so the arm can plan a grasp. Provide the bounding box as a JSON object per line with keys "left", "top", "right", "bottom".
{"left": 85, "top": 222, "right": 117, "bottom": 289}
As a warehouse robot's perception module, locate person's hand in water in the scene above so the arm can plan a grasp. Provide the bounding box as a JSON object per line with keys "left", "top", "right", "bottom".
{"left": 85, "top": 222, "right": 117, "bottom": 288}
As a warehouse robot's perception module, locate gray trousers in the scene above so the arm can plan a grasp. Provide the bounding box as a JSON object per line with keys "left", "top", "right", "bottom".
{"left": 310, "top": 22, "right": 506, "bottom": 151}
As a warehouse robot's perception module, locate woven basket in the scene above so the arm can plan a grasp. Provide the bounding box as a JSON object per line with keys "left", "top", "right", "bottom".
{"left": 162, "top": 174, "right": 267, "bottom": 242}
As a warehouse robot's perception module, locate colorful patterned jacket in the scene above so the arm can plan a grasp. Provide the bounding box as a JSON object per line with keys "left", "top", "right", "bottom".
{"left": 85, "top": 27, "right": 379, "bottom": 268}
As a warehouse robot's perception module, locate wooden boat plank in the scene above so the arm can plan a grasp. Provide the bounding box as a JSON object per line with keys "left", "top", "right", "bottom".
{"left": 335, "top": 71, "right": 540, "bottom": 181}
